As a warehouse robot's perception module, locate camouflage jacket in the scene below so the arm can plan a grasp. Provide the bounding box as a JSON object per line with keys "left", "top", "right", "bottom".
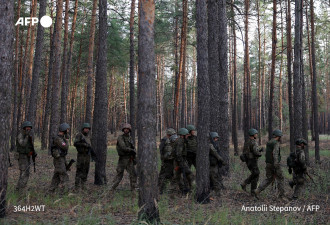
{"left": 116, "top": 134, "right": 135, "bottom": 157}
{"left": 265, "top": 138, "right": 281, "bottom": 165}
{"left": 186, "top": 135, "right": 197, "bottom": 154}
{"left": 209, "top": 143, "right": 224, "bottom": 166}
{"left": 173, "top": 137, "right": 186, "bottom": 162}
{"left": 243, "top": 138, "right": 262, "bottom": 160}
{"left": 161, "top": 138, "right": 174, "bottom": 161}
{"left": 293, "top": 147, "right": 306, "bottom": 173}
{"left": 74, "top": 132, "right": 91, "bottom": 154}
{"left": 16, "top": 130, "right": 34, "bottom": 154}
{"left": 51, "top": 134, "right": 69, "bottom": 158}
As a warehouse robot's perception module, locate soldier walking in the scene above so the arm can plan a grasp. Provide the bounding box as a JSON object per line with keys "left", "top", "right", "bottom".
{"left": 173, "top": 128, "right": 194, "bottom": 194}
{"left": 15, "top": 121, "right": 36, "bottom": 192}
{"left": 240, "top": 129, "right": 263, "bottom": 195}
{"left": 110, "top": 123, "right": 137, "bottom": 192}
{"left": 254, "top": 129, "right": 287, "bottom": 200}
{"left": 185, "top": 125, "right": 197, "bottom": 169}
{"left": 288, "top": 138, "right": 308, "bottom": 200}
{"left": 158, "top": 128, "right": 176, "bottom": 194}
{"left": 74, "top": 123, "right": 93, "bottom": 191}
{"left": 209, "top": 132, "right": 226, "bottom": 196}
{"left": 49, "top": 123, "right": 70, "bottom": 193}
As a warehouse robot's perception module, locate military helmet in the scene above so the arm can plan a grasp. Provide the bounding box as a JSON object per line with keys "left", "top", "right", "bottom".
{"left": 248, "top": 128, "right": 258, "bottom": 136}
{"left": 22, "top": 121, "right": 32, "bottom": 129}
{"left": 186, "top": 125, "right": 196, "bottom": 132}
{"left": 122, "top": 123, "right": 132, "bottom": 131}
{"left": 170, "top": 134, "right": 178, "bottom": 142}
{"left": 295, "top": 138, "right": 307, "bottom": 145}
{"left": 210, "top": 132, "right": 219, "bottom": 139}
{"left": 59, "top": 123, "right": 70, "bottom": 132}
{"left": 82, "top": 123, "right": 91, "bottom": 130}
{"left": 178, "top": 128, "right": 189, "bottom": 136}
{"left": 272, "top": 129, "right": 283, "bottom": 137}
{"left": 166, "top": 128, "right": 176, "bottom": 136}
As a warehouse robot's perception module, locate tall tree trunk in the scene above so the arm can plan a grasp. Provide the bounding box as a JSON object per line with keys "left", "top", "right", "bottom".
{"left": 137, "top": 0, "right": 160, "bottom": 222}
{"left": 0, "top": 0, "right": 14, "bottom": 217}
{"left": 256, "top": 0, "right": 262, "bottom": 145}
{"left": 310, "top": 0, "right": 320, "bottom": 162}
{"left": 218, "top": 0, "right": 229, "bottom": 176}
{"left": 268, "top": 0, "right": 277, "bottom": 140}
{"left": 208, "top": 0, "right": 220, "bottom": 132}
{"left": 48, "top": 0, "right": 64, "bottom": 153}
{"left": 27, "top": 0, "right": 46, "bottom": 126}
{"left": 279, "top": 0, "right": 284, "bottom": 131}
{"left": 196, "top": 0, "right": 210, "bottom": 204}
{"left": 85, "top": 0, "right": 98, "bottom": 123}
{"left": 129, "top": 0, "right": 136, "bottom": 143}
{"left": 60, "top": 0, "right": 70, "bottom": 123}
{"left": 231, "top": 0, "right": 238, "bottom": 155}
{"left": 293, "top": 0, "right": 303, "bottom": 140}
{"left": 173, "top": 0, "right": 179, "bottom": 129}
{"left": 286, "top": 0, "right": 294, "bottom": 151}
{"left": 10, "top": 0, "right": 21, "bottom": 151}
{"left": 93, "top": 0, "right": 108, "bottom": 185}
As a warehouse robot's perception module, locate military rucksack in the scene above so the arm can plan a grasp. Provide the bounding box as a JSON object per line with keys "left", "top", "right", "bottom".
{"left": 287, "top": 152, "right": 297, "bottom": 168}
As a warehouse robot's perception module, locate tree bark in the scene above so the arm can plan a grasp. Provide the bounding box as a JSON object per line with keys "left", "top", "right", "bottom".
{"left": 93, "top": 0, "right": 108, "bottom": 185}
{"left": 268, "top": 0, "right": 277, "bottom": 140}
{"left": 137, "top": 0, "right": 160, "bottom": 222}
{"left": 27, "top": 0, "right": 46, "bottom": 126}
{"left": 85, "top": 0, "right": 98, "bottom": 123}
{"left": 129, "top": 0, "right": 136, "bottom": 143}
{"left": 256, "top": 0, "right": 262, "bottom": 145}
{"left": 0, "top": 0, "right": 14, "bottom": 217}
{"left": 48, "top": 0, "right": 63, "bottom": 153}
{"left": 196, "top": 0, "right": 210, "bottom": 204}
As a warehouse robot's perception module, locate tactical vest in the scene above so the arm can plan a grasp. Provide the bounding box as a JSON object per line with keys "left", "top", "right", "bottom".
{"left": 265, "top": 139, "right": 280, "bottom": 164}
{"left": 116, "top": 134, "right": 134, "bottom": 156}
{"left": 186, "top": 135, "right": 197, "bottom": 154}
{"left": 16, "top": 133, "right": 33, "bottom": 154}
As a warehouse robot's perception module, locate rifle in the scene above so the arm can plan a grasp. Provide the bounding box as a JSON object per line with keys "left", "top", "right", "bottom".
{"left": 29, "top": 135, "right": 37, "bottom": 172}
{"left": 304, "top": 170, "right": 316, "bottom": 186}
{"left": 129, "top": 148, "right": 137, "bottom": 165}
{"left": 66, "top": 159, "right": 76, "bottom": 171}
{"left": 81, "top": 138, "right": 97, "bottom": 162}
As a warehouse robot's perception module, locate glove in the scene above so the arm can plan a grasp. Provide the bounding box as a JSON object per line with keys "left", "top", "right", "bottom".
{"left": 14, "top": 152, "right": 19, "bottom": 160}
{"left": 288, "top": 167, "right": 292, "bottom": 174}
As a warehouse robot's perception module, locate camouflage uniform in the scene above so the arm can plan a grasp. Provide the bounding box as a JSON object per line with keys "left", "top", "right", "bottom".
{"left": 209, "top": 142, "right": 225, "bottom": 195}
{"left": 186, "top": 135, "right": 197, "bottom": 169}
{"left": 49, "top": 134, "right": 70, "bottom": 192}
{"left": 173, "top": 137, "right": 194, "bottom": 193}
{"left": 111, "top": 134, "right": 137, "bottom": 191}
{"left": 15, "top": 130, "right": 34, "bottom": 191}
{"left": 158, "top": 136, "right": 175, "bottom": 194}
{"left": 74, "top": 132, "right": 91, "bottom": 190}
{"left": 241, "top": 138, "right": 262, "bottom": 193}
{"left": 290, "top": 146, "right": 307, "bottom": 199}
{"left": 255, "top": 138, "right": 285, "bottom": 197}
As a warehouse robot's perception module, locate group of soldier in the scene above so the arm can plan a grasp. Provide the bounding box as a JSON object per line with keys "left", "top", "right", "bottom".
{"left": 241, "top": 128, "right": 308, "bottom": 201}
{"left": 14, "top": 120, "right": 308, "bottom": 201}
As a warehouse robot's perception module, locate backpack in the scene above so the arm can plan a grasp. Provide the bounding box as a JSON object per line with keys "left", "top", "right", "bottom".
{"left": 287, "top": 152, "right": 297, "bottom": 168}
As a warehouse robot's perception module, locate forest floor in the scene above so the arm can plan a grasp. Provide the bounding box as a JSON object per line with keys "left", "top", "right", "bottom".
{"left": 1, "top": 133, "right": 329, "bottom": 225}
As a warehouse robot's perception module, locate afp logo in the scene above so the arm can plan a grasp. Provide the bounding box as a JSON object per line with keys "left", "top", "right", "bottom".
{"left": 15, "top": 15, "right": 52, "bottom": 28}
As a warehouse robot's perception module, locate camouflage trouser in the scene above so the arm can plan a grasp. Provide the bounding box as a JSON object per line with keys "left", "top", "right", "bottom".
{"left": 158, "top": 159, "right": 174, "bottom": 193}
{"left": 257, "top": 163, "right": 285, "bottom": 196}
{"left": 186, "top": 152, "right": 196, "bottom": 169}
{"left": 75, "top": 153, "right": 90, "bottom": 189}
{"left": 210, "top": 165, "right": 223, "bottom": 195}
{"left": 49, "top": 156, "right": 69, "bottom": 192}
{"left": 111, "top": 156, "right": 137, "bottom": 191}
{"left": 173, "top": 159, "right": 194, "bottom": 193}
{"left": 16, "top": 154, "right": 31, "bottom": 191}
{"left": 243, "top": 159, "right": 260, "bottom": 192}
{"left": 292, "top": 172, "right": 305, "bottom": 198}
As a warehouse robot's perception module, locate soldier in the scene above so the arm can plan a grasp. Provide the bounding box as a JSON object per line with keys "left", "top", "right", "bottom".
{"left": 15, "top": 121, "right": 36, "bottom": 192}
{"left": 209, "top": 132, "right": 226, "bottom": 196}
{"left": 288, "top": 138, "right": 308, "bottom": 200}
{"left": 240, "top": 129, "right": 263, "bottom": 195}
{"left": 110, "top": 123, "right": 137, "bottom": 192}
{"left": 49, "top": 123, "right": 70, "bottom": 193}
{"left": 173, "top": 128, "right": 194, "bottom": 194}
{"left": 158, "top": 128, "right": 176, "bottom": 194}
{"left": 185, "top": 125, "right": 197, "bottom": 169}
{"left": 74, "top": 123, "right": 93, "bottom": 191}
{"left": 254, "top": 129, "right": 287, "bottom": 200}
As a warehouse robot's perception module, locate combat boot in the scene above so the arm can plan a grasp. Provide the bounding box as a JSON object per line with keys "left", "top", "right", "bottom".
{"left": 240, "top": 182, "right": 247, "bottom": 192}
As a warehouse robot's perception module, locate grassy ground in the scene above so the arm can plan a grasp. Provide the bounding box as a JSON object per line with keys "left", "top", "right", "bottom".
{"left": 1, "top": 134, "right": 329, "bottom": 224}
